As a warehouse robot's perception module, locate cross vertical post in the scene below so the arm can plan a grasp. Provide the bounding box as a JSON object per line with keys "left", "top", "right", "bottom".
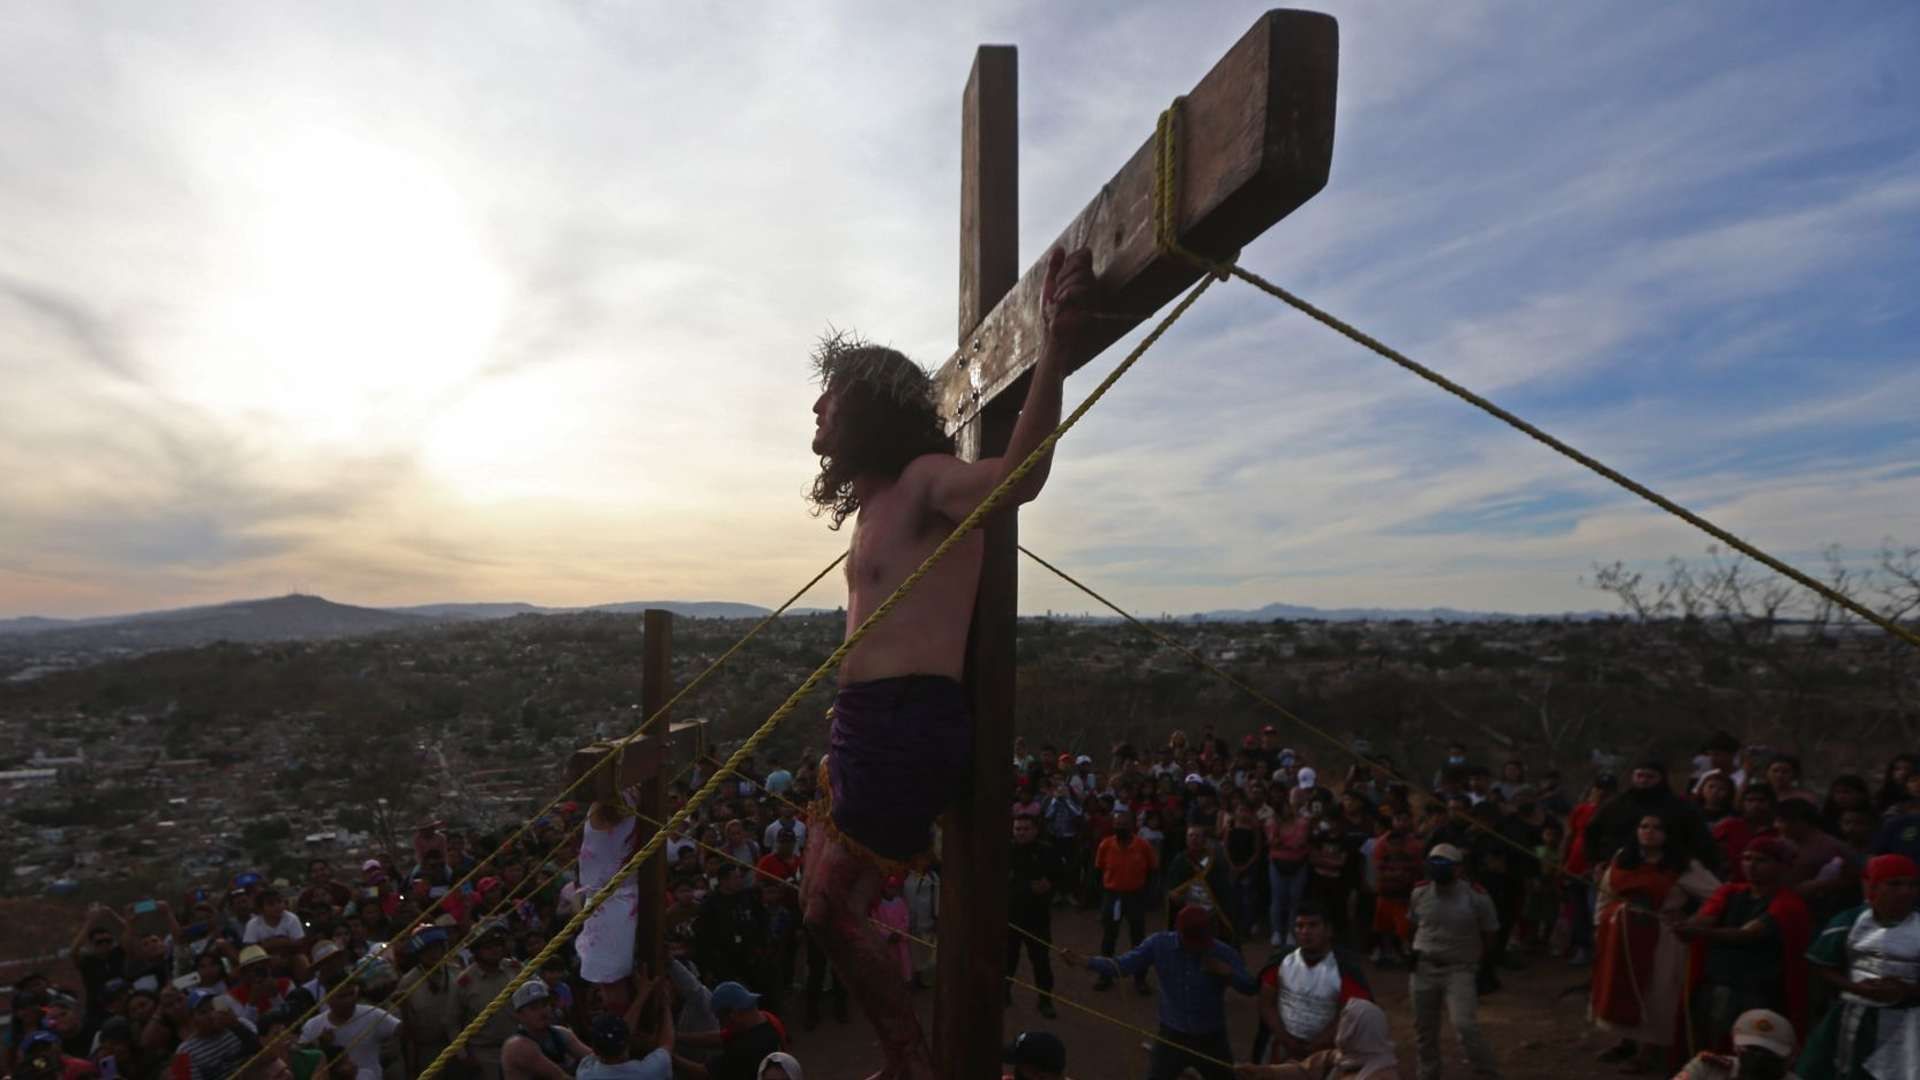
{"left": 926, "top": 11, "right": 1336, "bottom": 1075}
{"left": 634, "top": 608, "right": 671, "bottom": 979}
{"left": 933, "top": 44, "right": 1019, "bottom": 1080}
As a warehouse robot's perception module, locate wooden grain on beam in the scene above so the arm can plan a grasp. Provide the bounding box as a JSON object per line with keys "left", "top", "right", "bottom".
{"left": 932, "top": 44, "right": 1019, "bottom": 1080}
{"left": 633, "top": 609, "right": 672, "bottom": 981}
{"left": 567, "top": 736, "right": 659, "bottom": 803}
{"left": 932, "top": 9, "right": 1337, "bottom": 431}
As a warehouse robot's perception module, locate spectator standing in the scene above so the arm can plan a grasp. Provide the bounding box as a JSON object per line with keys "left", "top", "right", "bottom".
{"left": 1407, "top": 844, "right": 1501, "bottom": 1080}
{"left": 1589, "top": 814, "right": 1721, "bottom": 1072}
{"left": 299, "top": 975, "right": 401, "bottom": 1080}
{"left": 1040, "top": 777, "right": 1085, "bottom": 906}
{"left": 695, "top": 864, "right": 768, "bottom": 988}
{"left": 1093, "top": 810, "right": 1158, "bottom": 994}
{"left": 1253, "top": 905, "right": 1373, "bottom": 1066}
{"left": 1370, "top": 809, "right": 1425, "bottom": 968}
{"left": 452, "top": 923, "right": 523, "bottom": 1080}
{"left": 1584, "top": 763, "right": 1720, "bottom": 876}
{"left": 1166, "top": 825, "right": 1235, "bottom": 942}
{"left": 171, "top": 990, "right": 256, "bottom": 1080}
{"left": 673, "top": 982, "right": 787, "bottom": 1080}
{"left": 498, "top": 981, "right": 587, "bottom": 1080}
{"left": 903, "top": 854, "right": 940, "bottom": 989}
{"left": 1064, "top": 905, "right": 1259, "bottom": 1080}
{"left": 1007, "top": 814, "right": 1063, "bottom": 1019}
{"left": 396, "top": 930, "right": 457, "bottom": 1078}
{"left": 762, "top": 807, "right": 806, "bottom": 854}
{"left": 1799, "top": 854, "right": 1920, "bottom": 1080}
{"left": 1675, "top": 838, "right": 1811, "bottom": 1055}
{"left": 1267, "top": 805, "right": 1312, "bottom": 950}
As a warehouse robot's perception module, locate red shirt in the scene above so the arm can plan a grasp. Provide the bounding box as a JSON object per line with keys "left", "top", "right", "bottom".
{"left": 1095, "top": 835, "right": 1158, "bottom": 893}
{"left": 756, "top": 852, "right": 802, "bottom": 885}
{"left": 1565, "top": 802, "right": 1600, "bottom": 876}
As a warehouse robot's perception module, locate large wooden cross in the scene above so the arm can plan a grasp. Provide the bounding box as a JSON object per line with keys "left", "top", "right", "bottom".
{"left": 932, "top": 11, "right": 1336, "bottom": 1076}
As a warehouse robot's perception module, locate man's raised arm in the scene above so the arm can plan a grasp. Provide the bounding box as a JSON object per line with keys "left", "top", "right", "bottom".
{"left": 926, "top": 247, "right": 1096, "bottom": 520}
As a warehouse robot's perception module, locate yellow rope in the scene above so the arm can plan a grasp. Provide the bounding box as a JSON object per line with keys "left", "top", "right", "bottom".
{"left": 634, "top": 807, "right": 1240, "bottom": 1075}
{"left": 417, "top": 259, "right": 1215, "bottom": 1080}
{"left": 332, "top": 758, "right": 708, "bottom": 1065}
{"left": 241, "top": 552, "right": 844, "bottom": 1072}
{"left": 1149, "top": 98, "right": 1920, "bottom": 652}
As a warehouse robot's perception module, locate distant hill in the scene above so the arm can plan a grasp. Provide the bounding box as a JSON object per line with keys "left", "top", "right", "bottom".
{"left": 1186, "top": 602, "right": 1563, "bottom": 623}
{"left": 387, "top": 600, "right": 775, "bottom": 621}
{"left": 0, "top": 595, "right": 427, "bottom": 653}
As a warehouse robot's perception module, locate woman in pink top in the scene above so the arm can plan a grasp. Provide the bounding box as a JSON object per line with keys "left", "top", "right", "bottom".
{"left": 1266, "top": 802, "right": 1313, "bottom": 947}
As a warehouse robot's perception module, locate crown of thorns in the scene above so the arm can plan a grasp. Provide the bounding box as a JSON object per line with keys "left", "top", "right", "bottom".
{"left": 811, "top": 329, "right": 934, "bottom": 408}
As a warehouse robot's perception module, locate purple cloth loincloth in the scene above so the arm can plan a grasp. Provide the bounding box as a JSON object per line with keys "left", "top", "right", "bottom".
{"left": 825, "top": 675, "right": 971, "bottom": 862}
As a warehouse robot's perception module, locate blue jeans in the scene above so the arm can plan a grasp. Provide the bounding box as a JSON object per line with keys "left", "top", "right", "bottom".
{"left": 1268, "top": 862, "right": 1307, "bottom": 942}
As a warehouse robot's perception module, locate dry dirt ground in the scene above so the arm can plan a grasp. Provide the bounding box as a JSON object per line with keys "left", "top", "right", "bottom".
{"left": 781, "top": 904, "right": 1610, "bottom": 1080}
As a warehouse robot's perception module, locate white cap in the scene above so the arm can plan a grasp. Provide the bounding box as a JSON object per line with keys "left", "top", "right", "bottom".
{"left": 511, "top": 980, "right": 551, "bottom": 1011}
{"left": 1731, "top": 1009, "right": 1794, "bottom": 1057}
{"left": 310, "top": 941, "right": 343, "bottom": 964}
{"left": 1297, "top": 767, "right": 1317, "bottom": 789}
{"left": 1428, "top": 843, "right": 1466, "bottom": 863}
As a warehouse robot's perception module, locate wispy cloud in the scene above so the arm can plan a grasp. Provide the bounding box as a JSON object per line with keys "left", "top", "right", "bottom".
{"left": 1, "top": 1, "right": 1917, "bottom": 618}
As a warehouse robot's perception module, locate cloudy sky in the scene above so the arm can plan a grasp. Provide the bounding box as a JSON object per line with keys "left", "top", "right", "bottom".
{"left": 3, "top": 1, "right": 1917, "bottom": 620}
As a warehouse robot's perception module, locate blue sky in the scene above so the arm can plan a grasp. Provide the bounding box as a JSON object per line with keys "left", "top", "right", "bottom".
{"left": 2, "top": 1, "right": 1916, "bottom": 618}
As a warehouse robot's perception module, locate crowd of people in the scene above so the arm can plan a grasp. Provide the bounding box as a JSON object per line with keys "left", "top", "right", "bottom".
{"left": 999, "top": 725, "right": 1920, "bottom": 1080}
{"left": 6, "top": 727, "right": 1920, "bottom": 1080}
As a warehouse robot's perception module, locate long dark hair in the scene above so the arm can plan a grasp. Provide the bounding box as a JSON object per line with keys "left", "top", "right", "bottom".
{"left": 1617, "top": 811, "right": 1689, "bottom": 874}
{"left": 806, "top": 331, "right": 954, "bottom": 530}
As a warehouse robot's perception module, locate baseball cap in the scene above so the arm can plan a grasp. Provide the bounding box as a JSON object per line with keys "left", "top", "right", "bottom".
{"left": 21, "top": 1031, "right": 61, "bottom": 1052}
{"left": 361, "top": 858, "right": 383, "bottom": 873}
{"left": 1261, "top": 724, "right": 1278, "bottom": 735}
{"left": 233, "top": 872, "right": 264, "bottom": 889}
{"left": 410, "top": 928, "right": 449, "bottom": 952}
{"left": 473, "top": 919, "right": 510, "bottom": 943}
{"left": 588, "top": 1014, "right": 629, "bottom": 1056}
{"left": 1731, "top": 1009, "right": 1795, "bottom": 1057}
{"left": 1002, "top": 1030, "right": 1066, "bottom": 1072}
{"left": 1428, "top": 843, "right": 1466, "bottom": 864}
{"left": 510, "top": 981, "right": 551, "bottom": 1011}
{"left": 1175, "top": 904, "right": 1214, "bottom": 946}
{"left": 310, "top": 940, "right": 343, "bottom": 965}
{"left": 1183, "top": 773, "right": 1205, "bottom": 786}
{"left": 186, "top": 988, "right": 217, "bottom": 1011}
{"left": 1074, "top": 755, "right": 1092, "bottom": 766}
{"left": 709, "top": 981, "right": 759, "bottom": 1012}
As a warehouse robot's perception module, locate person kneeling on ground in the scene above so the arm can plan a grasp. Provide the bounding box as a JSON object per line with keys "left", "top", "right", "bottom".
{"left": 1233, "top": 999, "right": 1401, "bottom": 1079}
{"left": 757, "top": 1050, "right": 804, "bottom": 1079}
{"left": 1001, "top": 1030, "right": 1066, "bottom": 1080}
{"left": 1672, "top": 1009, "right": 1795, "bottom": 1080}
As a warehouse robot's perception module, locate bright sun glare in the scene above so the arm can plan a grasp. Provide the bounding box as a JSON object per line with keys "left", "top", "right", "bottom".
{"left": 186, "top": 131, "right": 508, "bottom": 448}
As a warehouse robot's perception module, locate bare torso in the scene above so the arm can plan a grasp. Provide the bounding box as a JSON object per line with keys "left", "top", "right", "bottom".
{"left": 839, "top": 456, "right": 984, "bottom": 684}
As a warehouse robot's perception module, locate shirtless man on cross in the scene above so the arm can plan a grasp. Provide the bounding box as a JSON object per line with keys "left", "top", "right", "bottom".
{"left": 799, "top": 247, "right": 1098, "bottom": 1080}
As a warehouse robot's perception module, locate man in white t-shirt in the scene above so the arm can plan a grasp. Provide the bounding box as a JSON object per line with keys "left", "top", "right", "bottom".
{"left": 762, "top": 806, "right": 807, "bottom": 853}
{"left": 241, "top": 890, "right": 306, "bottom": 954}
{"left": 299, "top": 977, "right": 401, "bottom": 1080}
